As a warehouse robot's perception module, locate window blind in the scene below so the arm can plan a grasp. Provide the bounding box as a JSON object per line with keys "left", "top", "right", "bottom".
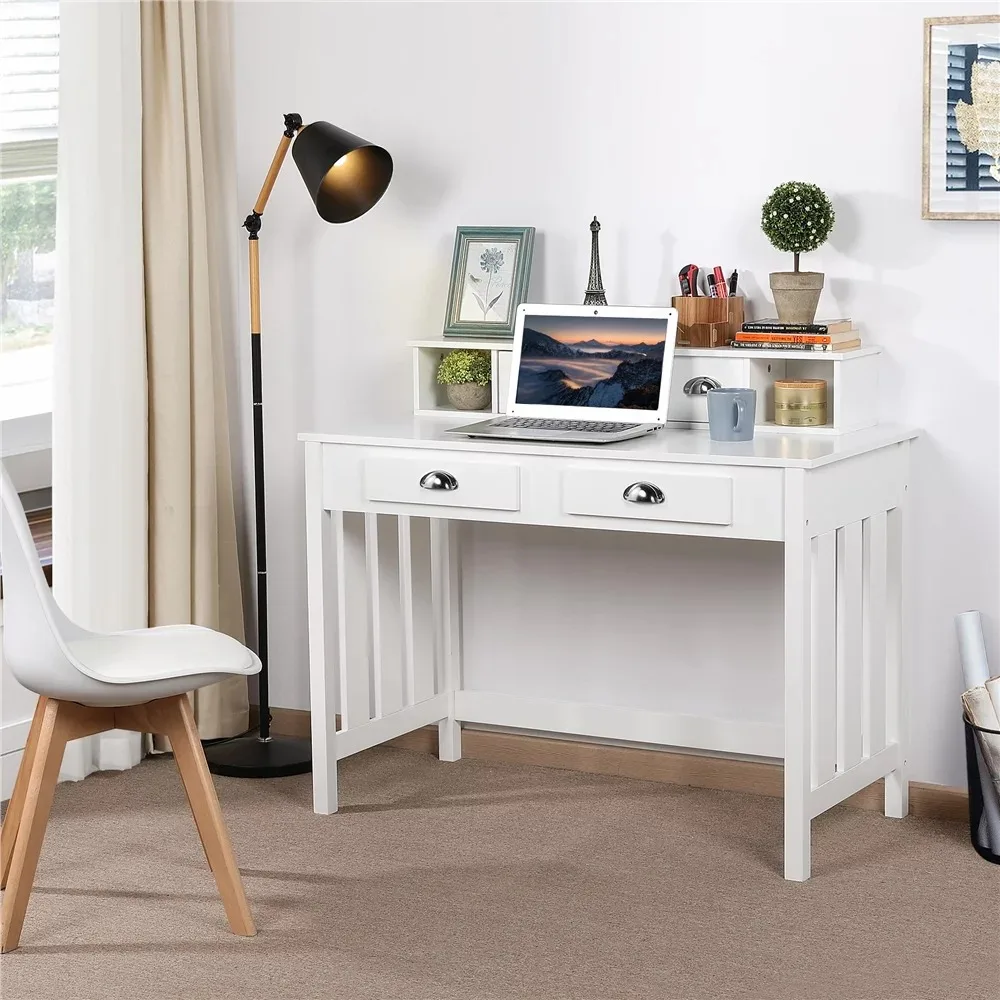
{"left": 0, "top": 0, "right": 59, "bottom": 143}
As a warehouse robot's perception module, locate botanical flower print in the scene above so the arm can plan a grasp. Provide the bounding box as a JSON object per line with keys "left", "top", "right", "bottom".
{"left": 480, "top": 248, "right": 504, "bottom": 273}
{"left": 460, "top": 240, "right": 517, "bottom": 323}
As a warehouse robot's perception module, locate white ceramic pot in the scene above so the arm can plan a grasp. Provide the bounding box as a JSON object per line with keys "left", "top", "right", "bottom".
{"left": 446, "top": 382, "right": 491, "bottom": 411}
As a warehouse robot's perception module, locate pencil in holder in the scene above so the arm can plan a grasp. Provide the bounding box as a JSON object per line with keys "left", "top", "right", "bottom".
{"left": 671, "top": 296, "right": 744, "bottom": 349}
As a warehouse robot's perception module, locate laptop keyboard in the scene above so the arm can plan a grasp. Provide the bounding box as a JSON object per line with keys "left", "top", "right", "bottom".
{"left": 493, "top": 418, "right": 639, "bottom": 433}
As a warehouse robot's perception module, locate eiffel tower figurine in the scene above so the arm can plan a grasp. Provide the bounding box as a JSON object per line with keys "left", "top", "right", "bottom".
{"left": 583, "top": 216, "right": 608, "bottom": 306}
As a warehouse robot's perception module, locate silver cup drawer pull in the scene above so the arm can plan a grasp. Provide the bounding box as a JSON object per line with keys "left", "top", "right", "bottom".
{"left": 419, "top": 470, "right": 459, "bottom": 492}
{"left": 623, "top": 482, "right": 664, "bottom": 505}
{"left": 683, "top": 375, "right": 722, "bottom": 395}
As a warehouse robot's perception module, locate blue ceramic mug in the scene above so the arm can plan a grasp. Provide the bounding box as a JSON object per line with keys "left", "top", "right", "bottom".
{"left": 707, "top": 387, "right": 756, "bottom": 442}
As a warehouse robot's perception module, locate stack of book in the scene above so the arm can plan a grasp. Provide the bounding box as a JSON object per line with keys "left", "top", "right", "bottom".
{"left": 730, "top": 318, "right": 861, "bottom": 352}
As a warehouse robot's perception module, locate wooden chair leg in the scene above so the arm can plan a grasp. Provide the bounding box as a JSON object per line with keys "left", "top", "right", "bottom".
{"left": 172, "top": 723, "right": 214, "bottom": 874}
{"left": 178, "top": 781, "right": 215, "bottom": 873}
{"left": 154, "top": 696, "right": 255, "bottom": 937}
{"left": 1, "top": 699, "right": 68, "bottom": 953}
{"left": 1, "top": 697, "right": 47, "bottom": 889}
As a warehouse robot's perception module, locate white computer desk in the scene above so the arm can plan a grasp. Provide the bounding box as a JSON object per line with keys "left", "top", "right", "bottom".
{"left": 300, "top": 416, "right": 917, "bottom": 881}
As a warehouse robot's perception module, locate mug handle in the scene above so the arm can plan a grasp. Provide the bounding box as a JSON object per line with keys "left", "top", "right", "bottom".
{"left": 733, "top": 395, "right": 748, "bottom": 433}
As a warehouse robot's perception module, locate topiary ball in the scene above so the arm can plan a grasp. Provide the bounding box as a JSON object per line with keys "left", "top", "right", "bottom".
{"left": 761, "top": 181, "right": 835, "bottom": 255}
{"left": 436, "top": 349, "right": 492, "bottom": 386}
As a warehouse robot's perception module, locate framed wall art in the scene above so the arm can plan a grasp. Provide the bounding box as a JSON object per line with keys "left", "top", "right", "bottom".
{"left": 443, "top": 226, "right": 535, "bottom": 339}
{"left": 922, "top": 15, "right": 1000, "bottom": 220}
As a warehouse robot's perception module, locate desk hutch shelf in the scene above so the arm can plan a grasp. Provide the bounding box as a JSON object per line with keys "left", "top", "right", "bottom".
{"left": 410, "top": 339, "right": 881, "bottom": 435}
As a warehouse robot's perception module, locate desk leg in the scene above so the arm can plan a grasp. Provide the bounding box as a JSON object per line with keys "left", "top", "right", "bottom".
{"left": 783, "top": 469, "right": 812, "bottom": 881}
{"left": 432, "top": 520, "right": 462, "bottom": 762}
{"left": 884, "top": 501, "right": 908, "bottom": 818}
{"left": 305, "top": 443, "right": 338, "bottom": 814}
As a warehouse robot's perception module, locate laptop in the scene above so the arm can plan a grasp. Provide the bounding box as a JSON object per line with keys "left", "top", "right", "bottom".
{"left": 448, "top": 303, "right": 678, "bottom": 444}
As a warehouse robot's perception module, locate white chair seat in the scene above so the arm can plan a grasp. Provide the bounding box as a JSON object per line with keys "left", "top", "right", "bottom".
{"left": 55, "top": 625, "right": 261, "bottom": 706}
{"left": 68, "top": 625, "right": 260, "bottom": 683}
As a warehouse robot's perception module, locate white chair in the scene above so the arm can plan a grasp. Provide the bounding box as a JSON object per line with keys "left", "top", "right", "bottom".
{"left": 0, "top": 465, "right": 261, "bottom": 952}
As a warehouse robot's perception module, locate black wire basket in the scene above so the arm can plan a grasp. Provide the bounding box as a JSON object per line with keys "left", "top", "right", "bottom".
{"left": 963, "top": 712, "right": 1000, "bottom": 865}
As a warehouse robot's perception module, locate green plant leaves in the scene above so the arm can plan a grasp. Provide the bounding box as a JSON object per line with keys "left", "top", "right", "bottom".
{"left": 436, "top": 349, "right": 492, "bottom": 386}
{"left": 761, "top": 181, "right": 835, "bottom": 258}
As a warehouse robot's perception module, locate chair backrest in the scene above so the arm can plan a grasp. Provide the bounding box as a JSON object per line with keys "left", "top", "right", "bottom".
{"left": 0, "top": 463, "right": 91, "bottom": 695}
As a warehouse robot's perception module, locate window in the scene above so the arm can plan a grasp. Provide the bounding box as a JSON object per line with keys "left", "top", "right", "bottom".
{"left": 1, "top": 0, "right": 58, "bottom": 422}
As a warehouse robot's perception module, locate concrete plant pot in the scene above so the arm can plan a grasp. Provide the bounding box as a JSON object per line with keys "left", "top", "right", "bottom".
{"left": 769, "top": 271, "right": 824, "bottom": 325}
{"left": 446, "top": 382, "right": 491, "bottom": 411}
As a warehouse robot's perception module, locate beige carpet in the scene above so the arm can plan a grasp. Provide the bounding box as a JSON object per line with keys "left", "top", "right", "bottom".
{"left": 1, "top": 747, "right": 997, "bottom": 1000}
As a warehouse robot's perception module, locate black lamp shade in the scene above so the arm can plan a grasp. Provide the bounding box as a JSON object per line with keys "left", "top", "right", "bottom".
{"left": 292, "top": 121, "right": 393, "bottom": 224}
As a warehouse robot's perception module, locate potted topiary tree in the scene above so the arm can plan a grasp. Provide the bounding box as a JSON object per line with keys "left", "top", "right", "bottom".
{"left": 761, "top": 181, "right": 835, "bottom": 324}
{"left": 436, "top": 349, "right": 492, "bottom": 410}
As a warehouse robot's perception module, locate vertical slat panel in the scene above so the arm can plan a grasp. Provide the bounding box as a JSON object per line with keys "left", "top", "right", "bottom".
{"left": 429, "top": 519, "right": 446, "bottom": 697}
{"left": 376, "top": 515, "right": 404, "bottom": 717}
{"left": 337, "top": 512, "right": 370, "bottom": 731}
{"left": 364, "top": 514, "right": 382, "bottom": 719}
{"left": 430, "top": 520, "right": 462, "bottom": 694}
{"left": 397, "top": 516, "right": 416, "bottom": 707}
{"left": 884, "top": 500, "right": 908, "bottom": 817}
{"left": 409, "top": 518, "right": 437, "bottom": 703}
{"left": 444, "top": 521, "right": 462, "bottom": 695}
{"left": 810, "top": 530, "right": 837, "bottom": 788}
{"left": 863, "top": 513, "right": 887, "bottom": 756}
{"left": 305, "top": 443, "right": 337, "bottom": 813}
{"left": 836, "top": 521, "right": 864, "bottom": 772}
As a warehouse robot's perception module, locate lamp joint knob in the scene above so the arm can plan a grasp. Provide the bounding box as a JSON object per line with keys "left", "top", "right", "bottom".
{"left": 283, "top": 113, "right": 303, "bottom": 138}
{"left": 243, "top": 212, "right": 262, "bottom": 240}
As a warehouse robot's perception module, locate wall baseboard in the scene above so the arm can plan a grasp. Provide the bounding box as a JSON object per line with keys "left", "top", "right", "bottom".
{"left": 262, "top": 706, "right": 969, "bottom": 826}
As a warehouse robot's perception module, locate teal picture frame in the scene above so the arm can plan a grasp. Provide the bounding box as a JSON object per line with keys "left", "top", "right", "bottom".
{"left": 443, "top": 226, "right": 535, "bottom": 339}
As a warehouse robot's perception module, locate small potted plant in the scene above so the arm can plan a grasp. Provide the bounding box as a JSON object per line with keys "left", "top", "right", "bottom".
{"left": 436, "top": 349, "right": 492, "bottom": 411}
{"left": 761, "top": 181, "right": 835, "bottom": 324}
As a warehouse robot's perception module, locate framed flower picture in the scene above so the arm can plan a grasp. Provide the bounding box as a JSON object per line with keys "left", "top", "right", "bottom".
{"left": 922, "top": 15, "right": 1000, "bottom": 220}
{"left": 443, "top": 226, "right": 535, "bottom": 339}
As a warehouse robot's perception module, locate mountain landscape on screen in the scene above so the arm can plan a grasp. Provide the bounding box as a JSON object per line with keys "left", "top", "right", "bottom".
{"left": 515, "top": 318, "right": 667, "bottom": 409}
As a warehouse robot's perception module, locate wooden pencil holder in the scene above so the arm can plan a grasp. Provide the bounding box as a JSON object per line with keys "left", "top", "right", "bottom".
{"left": 671, "top": 295, "right": 744, "bottom": 349}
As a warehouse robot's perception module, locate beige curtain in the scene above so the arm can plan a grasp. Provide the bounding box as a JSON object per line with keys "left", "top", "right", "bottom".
{"left": 140, "top": 0, "right": 248, "bottom": 739}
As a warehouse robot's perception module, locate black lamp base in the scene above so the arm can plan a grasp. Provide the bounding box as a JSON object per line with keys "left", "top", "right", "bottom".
{"left": 204, "top": 734, "right": 312, "bottom": 778}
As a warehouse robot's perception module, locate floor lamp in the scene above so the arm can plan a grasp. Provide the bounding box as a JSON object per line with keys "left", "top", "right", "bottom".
{"left": 205, "top": 113, "right": 393, "bottom": 778}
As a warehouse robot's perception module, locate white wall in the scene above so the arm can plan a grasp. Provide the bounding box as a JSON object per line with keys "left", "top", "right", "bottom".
{"left": 233, "top": 1, "right": 1000, "bottom": 788}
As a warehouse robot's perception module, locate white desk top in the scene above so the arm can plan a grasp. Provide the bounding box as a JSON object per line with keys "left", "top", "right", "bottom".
{"left": 300, "top": 415, "right": 918, "bottom": 469}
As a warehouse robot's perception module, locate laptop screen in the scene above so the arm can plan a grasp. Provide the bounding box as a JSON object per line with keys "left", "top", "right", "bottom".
{"left": 514, "top": 313, "right": 669, "bottom": 410}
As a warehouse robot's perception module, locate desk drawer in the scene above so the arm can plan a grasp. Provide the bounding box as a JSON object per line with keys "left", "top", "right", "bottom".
{"left": 364, "top": 453, "right": 520, "bottom": 511}
{"left": 562, "top": 464, "right": 733, "bottom": 525}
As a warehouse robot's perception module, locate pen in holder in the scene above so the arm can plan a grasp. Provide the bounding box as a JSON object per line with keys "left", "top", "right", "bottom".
{"left": 671, "top": 295, "right": 744, "bottom": 349}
